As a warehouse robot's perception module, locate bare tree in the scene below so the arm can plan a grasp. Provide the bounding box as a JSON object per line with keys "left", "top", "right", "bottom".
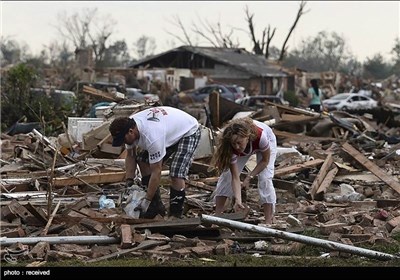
{"left": 279, "top": 1, "right": 308, "bottom": 61}
{"left": 192, "top": 15, "right": 239, "bottom": 48}
{"left": 244, "top": 6, "right": 275, "bottom": 57}
{"left": 165, "top": 15, "right": 194, "bottom": 46}
{"left": 133, "top": 35, "right": 157, "bottom": 60}
{"left": 244, "top": 1, "right": 307, "bottom": 60}
{"left": 165, "top": 14, "right": 240, "bottom": 48}
{"left": 167, "top": 2, "right": 307, "bottom": 59}
{"left": 55, "top": 7, "right": 116, "bottom": 65}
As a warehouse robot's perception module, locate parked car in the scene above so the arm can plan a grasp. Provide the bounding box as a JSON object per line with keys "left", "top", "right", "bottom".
{"left": 126, "top": 88, "right": 160, "bottom": 103}
{"left": 30, "top": 88, "right": 77, "bottom": 113}
{"left": 235, "top": 95, "right": 288, "bottom": 109}
{"left": 322, "top": 93, "right": 378, "bottom": 111}
{"left": 182, "top": 84, "right": 237, "bottom": 102}
{"left": 226, "top": 85, "right": 247, "bottom": 100}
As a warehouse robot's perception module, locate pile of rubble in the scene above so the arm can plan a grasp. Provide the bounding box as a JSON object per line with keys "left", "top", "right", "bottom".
{"left": 1, "top": 97, "right": 400, "bottom": 265}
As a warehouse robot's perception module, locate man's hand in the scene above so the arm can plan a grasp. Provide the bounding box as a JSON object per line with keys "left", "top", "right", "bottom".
{"left": 134, "top": 197, "right": 151, "bottom": 214}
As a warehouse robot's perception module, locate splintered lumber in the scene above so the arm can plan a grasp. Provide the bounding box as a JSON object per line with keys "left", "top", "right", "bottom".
{"left": 52, "top": 171, "right": 126, "bottom": 187}
{"left": 6, "top": 200, "right": 44, "bottom": 226}
{"left": 342, "top": 142, "right": 400, "bottom": 195}
{"left": 377, "top": 142, "right": 400, "bottom": 165}
{"left": 309, "top": 153, "right": 333, "bottom": 199}
{"left": 315, "top": 166, "right": 338, "bottom": 195}
{"left": 40, "top": 201, "right": 61, "bottom": 236}
{"left": 200, "top": 214, "right": 399, "bottom": 261}
{"left": 273, "top": 103, "right": 320, "bottom": 117}
{"left": 32, "top": 129, "right": 70, "bottom": 164}
{"left": 24, "top": 203, "right": 48, "bottom": 225}
{"left": 274, "top": 158, "right": 324, "bottom": 177}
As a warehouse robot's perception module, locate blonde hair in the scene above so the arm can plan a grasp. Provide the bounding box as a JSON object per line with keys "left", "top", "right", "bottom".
{"left": 211, "top": 117, "right": 258, "bottom": 174}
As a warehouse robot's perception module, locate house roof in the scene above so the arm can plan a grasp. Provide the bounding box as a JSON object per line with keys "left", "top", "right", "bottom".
{"left": 129, "top": 46, "right": 288, "bottom": 78}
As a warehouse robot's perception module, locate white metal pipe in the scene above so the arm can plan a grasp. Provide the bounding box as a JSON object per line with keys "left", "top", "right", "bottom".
{"left": 0, "top": 235, "right": 119, "bottom": 246}
{"left": 201, "top": 214, "right": 398, "bottom": 261}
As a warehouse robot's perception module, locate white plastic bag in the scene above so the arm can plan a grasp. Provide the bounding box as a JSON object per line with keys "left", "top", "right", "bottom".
{"left": 99, "top": 195, "right": 116, "bottom": 209}
{"left": 124, "top": 190, "right": 146, "bottom": 218}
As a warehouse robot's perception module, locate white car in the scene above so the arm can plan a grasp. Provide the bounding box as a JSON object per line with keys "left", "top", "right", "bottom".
{"left": 322, "top": 93, "right": 378, "bottom": 111}
{"left": 235, "top": 95, "right": 288, "bottom": 108}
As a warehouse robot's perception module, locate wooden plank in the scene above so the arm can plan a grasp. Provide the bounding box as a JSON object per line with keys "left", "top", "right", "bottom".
{"left": 82, "top": 85, "right": 122, "bottom": 102}
{"left": 187, "top": 180, "right": 215, "bottom": 192}
{"left": 342, "top": 142, "right": 400, "bottom": 195}
{"left": 80, "top": 217, "right": 109, "bottom": 234}
{"left": 82, "top": 121, "right": 112, "bottom": 151}
{"left": 281, "top": 113, "right": 317, "bottom": 122}
{"left": 273, "top": 178, "right": 296, "bottom": 193}
{"left": 53, "top": 215, "right": 157, "bottom": 225}
{"left": 60, "top": 199, "right": 89, "bottom": 215}
{"left": 376, "top": 199, "right": 400, "bottom": 208}
{"left": 86, "top": 240, "right": 166, "bottom": 263}
{"left": 199, "top": 177, "right": 219, "bottom": 184}
{"left": 133, "top": 211, "right": 249, "bottom": 231}
{"left": 309, "top": 154, "right": 333, "bottom": 199}
{"left": 133, "top": 217, "right": 201, "bottom": 230}
{"left": 52, "top": 172, "right": 126, "bottom": 187}
{"left": 24, "top": 203, "right": 48, "bottom": 225}
{"left": 8, "top": 200, "right": 43, "bottom": 226}
{"left": 273, "top": 103, "right": 319, "bottom": 117}
{"left": 190, "top": 161, "right": 218, "bottom": 177}
{"left": 316, "top": 166, "right": 338, "bottom": 195}
{"left": 40, "top": 201, "right": 61, "bottom": 236}
{"left": 376, "top": 142, "right": 400, "bottom": 166}
{"left": 274, "top": 158, "right": 324, "bottom": 177}
{"left": 273, "top": 129, "right": 339, "bottom": 143}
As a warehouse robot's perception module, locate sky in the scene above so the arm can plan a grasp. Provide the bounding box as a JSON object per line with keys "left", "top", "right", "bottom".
{"left": 1, "top": 1, "right": 399, "bottom": 62}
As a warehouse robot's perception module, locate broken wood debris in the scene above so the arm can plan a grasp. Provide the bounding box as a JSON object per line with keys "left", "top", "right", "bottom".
{"left": 1, "top": 97, "right": 400, "bottom": 265}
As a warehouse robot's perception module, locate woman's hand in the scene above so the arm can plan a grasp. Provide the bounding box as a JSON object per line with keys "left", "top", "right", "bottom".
{"left": 234, "top": 200, "right": 246, "bottom": 212}
{"left": 241, "top": 175, "right": 253, "bottom": 189}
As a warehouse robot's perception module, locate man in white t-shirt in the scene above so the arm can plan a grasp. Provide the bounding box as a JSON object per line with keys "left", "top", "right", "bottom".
{"left": 110, "top": 106, "right": 201, "bottom": 218}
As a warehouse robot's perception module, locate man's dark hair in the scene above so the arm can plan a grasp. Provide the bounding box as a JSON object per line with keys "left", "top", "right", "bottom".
{"left": 109, "top": 117, "right": 136, "bottom": 137}
{"left": 109, "top": 117, "right": 137, "bottom": 147}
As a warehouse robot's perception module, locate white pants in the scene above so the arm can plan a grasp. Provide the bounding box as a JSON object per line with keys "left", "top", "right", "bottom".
{"left": 214, "top": 145, "right": 277, "bottom": 206}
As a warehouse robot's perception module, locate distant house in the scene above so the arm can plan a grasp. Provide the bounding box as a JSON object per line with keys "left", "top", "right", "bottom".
{"left": 129, "top": 46, "right": 289, "bottom": 95}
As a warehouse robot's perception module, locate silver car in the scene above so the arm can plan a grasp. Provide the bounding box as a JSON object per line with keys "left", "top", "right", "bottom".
{"left": 322, "top": 93, "right": 378, "bottom": 111}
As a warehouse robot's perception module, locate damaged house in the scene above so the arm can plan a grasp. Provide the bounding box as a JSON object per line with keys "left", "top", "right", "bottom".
{"left": 129, "top": 45, "right": 289, "bottom": 95}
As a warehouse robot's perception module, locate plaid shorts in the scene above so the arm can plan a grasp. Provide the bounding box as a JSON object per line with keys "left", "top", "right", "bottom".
{"left": 136, "top": 126, "right": 201, "bottom": 179}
